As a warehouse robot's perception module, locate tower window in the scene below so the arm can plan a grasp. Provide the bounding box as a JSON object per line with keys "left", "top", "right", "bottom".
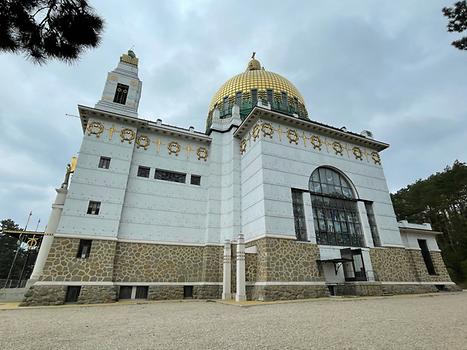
{"left": 87, "top": 201, "right": 101, "bottom": 215}
{"left": 267, "top": 89, "right": 273, "bottom": 104}
{"left": 137, "top": 166, "right": 150, "bottom": 178}
{"left": 98, "top": 156, "right": 111, "bottom": 169}
{"left": 77, "top": 239, "right": 92, "bottom": 259}
{"left": 113, "top": 83, "right": 129, "bottom": 105}
{"left": 291, "top": 189, "right": 307, "bottom": 241}
{"left": 222, "top": 96, "right": 229, "bottom": 116}
{"left": 235, "top": 92, "right": 242, "bottom": 107}
{"left": 281, "top": 92, "right": 288, "bottom": 110}
{"left": 251, "top": 89, "right": 258, "bottom": 106}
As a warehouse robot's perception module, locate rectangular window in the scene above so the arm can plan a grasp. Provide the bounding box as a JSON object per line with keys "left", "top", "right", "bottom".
{"left": 267, "top": 89, "right": 273, "bottom": 104}
{"left": 281, "top": 91, "right": 288, "bottom": 110}
{"left": 119, "top": 286, "right": 132, "bottom": 300}
{"left": 191, "top": 175, "right": 201, "bottom": 186}
{"left": 137, "top": 166, "right": 150, "bottom": 178}
{"left": 98, "top": 156, "right": 111, "bottom": 169}
{"left": 87, "top": 201, "right": 101, "bottom": 215}
{"left": 65, "top": 286, "right": 81, "bottom": 303}
{"left": 155, "top": 169, "right": 186, "bottom": 183}
{"left": 135, "top": 286, "right": 148, "bottom": 299}
{"left": 113, "top": 83, "right": 129, "bottom": 104}
{"left": 222, "top": 96, "right": 229, "bottom": 116}
{"left": 292, "top": 189, "right": 307, "bottom": 241}
{"left": 365, "top": 202, "right": 381, "bottom": 247}
{"left": 76, "top": 239, "right": 92, "bottom": 259}
{"left": 251, "top": 89, "right": 258, "bottom": 106}
{"left": 235, "top": 91, "right": 242, "bottom": 107}
{"left": 418, "top": 239, "right": 436, "bottom": 275}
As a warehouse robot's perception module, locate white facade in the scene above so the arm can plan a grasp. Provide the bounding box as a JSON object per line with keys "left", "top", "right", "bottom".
{"left": 56, "top": 52, "right": 435, "bottom": 275}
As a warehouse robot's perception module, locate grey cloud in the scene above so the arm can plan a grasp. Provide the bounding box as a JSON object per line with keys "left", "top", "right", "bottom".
{"left": 0, "top": 0, "right": 466, "bottom": 228}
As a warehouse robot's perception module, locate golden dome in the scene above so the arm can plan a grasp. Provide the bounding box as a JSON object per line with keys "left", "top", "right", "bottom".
{"left": 207, "top": 55, "right": 308, "bottom": 130}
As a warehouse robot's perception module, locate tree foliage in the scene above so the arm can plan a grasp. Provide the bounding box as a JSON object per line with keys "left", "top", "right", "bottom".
{"left": 443, "top": 1, "right": 467, "bottom": 50}
{"left": 391, "top": 160, "right": 467, "bottom": 285}
{"left": 0, "top": 0, "right": 104, "bottom": 63}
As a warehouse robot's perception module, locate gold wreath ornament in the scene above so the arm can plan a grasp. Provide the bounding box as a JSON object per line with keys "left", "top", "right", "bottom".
{"left": 240, "top": 139, "right": 247, "bottom": 155}
{"left": 352, "top": 146, "right": 363, "bottom": 160}
{"left": 332, "top": 141, "right": 343, "bottom": 155}
{"left": 168, "top": 141, "right": 181, "bottom": 156}
{"left": 86, "top": 122, "right": 104, "bottom": 137}
{"left": 261, "top": 123, "right": 274, "bottom": 138}
{"left": 252, "top": 123, "right": 261, "bottom": 141}
{"left": 197, "top": 147, "right": 208, "bottom": 161}
{"left": 371, "top": 151, "right": 381, "bottom": 165}
{"left": 310, "top": 135, "right": 322, "bottom": 150}
{"left": 120, "top": 128, "right": 136, "bottom": 143}
{"left": 287, "top": 129, "right": 299, "bottom": 144}
{"left": 136, "top": 135, "right": 150, "bottom": 150}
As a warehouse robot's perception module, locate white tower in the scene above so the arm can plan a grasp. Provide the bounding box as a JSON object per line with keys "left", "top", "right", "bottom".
{"left": 95, "top": 50, "right": 142, "bottom": 117}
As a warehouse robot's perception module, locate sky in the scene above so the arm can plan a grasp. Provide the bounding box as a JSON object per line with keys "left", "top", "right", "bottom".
{"left": 0, "top": 0, "right": 466, "bottom": 230}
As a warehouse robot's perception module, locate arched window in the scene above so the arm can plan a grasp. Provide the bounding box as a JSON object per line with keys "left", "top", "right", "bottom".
{"left": 309, "top": 167, "right": 364, "bottom": 247}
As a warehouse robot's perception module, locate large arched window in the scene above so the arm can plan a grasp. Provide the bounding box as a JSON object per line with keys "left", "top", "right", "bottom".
{"left": 309, "top": 167, "right": 364, "bottom": 247}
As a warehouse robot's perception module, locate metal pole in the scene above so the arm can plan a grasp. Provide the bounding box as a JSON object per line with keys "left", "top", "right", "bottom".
{"left": 3, "top": 212, "right": 32, "bottom": 289}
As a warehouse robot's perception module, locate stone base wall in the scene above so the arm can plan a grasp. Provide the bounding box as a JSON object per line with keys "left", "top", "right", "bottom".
{"left": 407, "top": 250, "right": 451, "bottom": 282}
{"left": 21, "top": 285, "right": 67, "bottom": 306}
{"left": 251, "top": 285, "right": 329, "bottom": 301}
{"left": 147, "top": 285, "right": 221, "bottom": 300}
{"left": 335, "top": 283, "right": 383, "bottom": 296}
{"left": 381, "top": 284, "right": 438, "bottom": 295}
{"left": 21, "top": 285, "right": 117, "bottom": 306}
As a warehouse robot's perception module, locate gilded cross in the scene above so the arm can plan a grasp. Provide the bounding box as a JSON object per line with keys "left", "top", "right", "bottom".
{"left": 185, "top": 144, "right": 193, "bottom": 159}
{"left": 276, "top": 126, "right": 284, "bottom": 142}
{"left": 108, "top": 125, "right": 116, "bottom": 140}
{"left": 154, "top": 139, "right": 164, "bottom": 154}
{"left": 301, "top": 131, "right": 307, "bottom": 147}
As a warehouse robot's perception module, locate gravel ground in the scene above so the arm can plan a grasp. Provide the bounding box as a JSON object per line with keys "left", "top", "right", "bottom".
{"left": 1, "top": 292, "right": 466, "bottom": 350}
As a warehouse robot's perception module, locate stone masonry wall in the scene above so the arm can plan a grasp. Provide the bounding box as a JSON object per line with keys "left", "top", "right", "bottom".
{"left": 113, "top": 242, "right": 223, "bottom": 283}
{"left": 254, "top": 238, "right": 324, "bottom": 282}
{"left": 407, "top": 250, "right": 452, "bottom": 282}
{"left": 370, "top": 248, "right": 416, "bottom": 282}
{"left": 40, "top": 237, "right": 117, "bottom": 282}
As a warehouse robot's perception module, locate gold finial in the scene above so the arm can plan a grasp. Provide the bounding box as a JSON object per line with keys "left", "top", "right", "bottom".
{"left": 120, "top": 49, "right": 138, "bottom": 66}
{"left": 247, "top": 52, "right": 261, "bottom": 71}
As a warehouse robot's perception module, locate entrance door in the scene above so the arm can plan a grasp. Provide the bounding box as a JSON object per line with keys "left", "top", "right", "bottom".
{"left": 341, "top": 248, "right": 367, "bottom": 282}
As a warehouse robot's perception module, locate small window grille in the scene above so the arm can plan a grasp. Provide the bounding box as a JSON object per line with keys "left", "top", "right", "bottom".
{"left": 113, "top": 83, "right": 129, "bottom": 105}
{"left": 191, "top": 175, "right": 201, "bottom": 186}
{"left": 98, "top": 156, "right": 111, "bottom": 169}
{"left": 137, "top": 166, "right": 150, "bottom": 178}
{"left": 235, "top": 91, "right": 242, "bottom": 106}
{"left": 281, "top": 92, "right": 288, "bottom": 110}
{"left": 119, "top": 286, "right": 132, "bottom": 300}
{"left": 135, "top": 286, "right": 148, "bottom": 299}
{"left": 65, "top": 286, "right": 81, "bottom": 303}
{"left": 87, "top": 201, "right": 101, "bottom": 215}
{"left": 155, "top": 169, "right": 186, "bottom": 183}
{"left": 184, "top": 286, "right": 193, "bottom": 299}
{"left": 267, "top": 89, "right": 273, "bottom": 104}
{"left": 76, "top": 239, "right": 92, "bottom": 259}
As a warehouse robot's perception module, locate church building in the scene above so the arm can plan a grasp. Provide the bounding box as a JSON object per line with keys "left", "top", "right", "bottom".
{"left": 22, "top": 51, "right": 458, "bottom": 305}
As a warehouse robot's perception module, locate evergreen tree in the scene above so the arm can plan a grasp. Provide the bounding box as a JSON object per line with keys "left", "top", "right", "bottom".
{"left": 391, "top": 161, "right": 467, "bottom": 285}
{"left": 0, "top": 0, "right": 104, "bottom": 63}
{"left": 443, "top": 1, "right": 467, "bottom": 50}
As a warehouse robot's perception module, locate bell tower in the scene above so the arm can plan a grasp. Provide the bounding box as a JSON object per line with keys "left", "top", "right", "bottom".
{"left": 95, "top": 50, "right": 142, "bottom": 117}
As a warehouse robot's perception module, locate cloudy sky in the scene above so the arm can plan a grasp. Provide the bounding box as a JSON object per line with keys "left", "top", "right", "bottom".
{"left": 0, "top": 0, "right": 466, "bottom": 230}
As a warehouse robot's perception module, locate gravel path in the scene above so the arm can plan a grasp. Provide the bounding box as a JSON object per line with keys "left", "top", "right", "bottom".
{"left": 1, "top": 292, "right": 466, "bottom": 350}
